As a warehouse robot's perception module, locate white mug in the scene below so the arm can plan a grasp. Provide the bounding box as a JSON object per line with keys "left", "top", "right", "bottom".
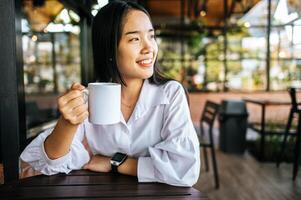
{"left": 83, "top": 83, "right": 121, "bottom": 125}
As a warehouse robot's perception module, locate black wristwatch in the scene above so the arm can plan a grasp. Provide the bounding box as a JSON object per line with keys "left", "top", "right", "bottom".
{"left": 110, "top": 152, "right": 128, "bottom": 173}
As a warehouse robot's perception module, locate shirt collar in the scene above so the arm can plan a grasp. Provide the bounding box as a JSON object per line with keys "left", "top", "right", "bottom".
{"left": 134, "top": 79, "right": 169, "bottom": 121}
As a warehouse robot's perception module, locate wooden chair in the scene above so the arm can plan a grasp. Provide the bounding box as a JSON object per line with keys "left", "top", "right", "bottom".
{"left": 277, "top": 87, "right": 301, "bottom": 180}
{"left": 198, "top": 101, "right": 220, "bottom": 189}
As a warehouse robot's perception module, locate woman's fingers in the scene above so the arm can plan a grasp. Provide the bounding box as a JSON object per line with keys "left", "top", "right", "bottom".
{"left": 75, "top": 110, "right": 89, "bottom": 124}
{"left": 63, "top": 109, "right": 88, "bottom": 125}
{"left": 82, "top": 155, "right": 111, "bottom": 173}
{"left": 71, "top": 82, "right": 85, "bottom": 91}
{"left": 65, "top": 95, "right": 85, "bottom": 111}
{"left": 60, "top": 100, "right": 88, "bottom": 125}
{"left": 56, "top": 83, "right": 87, "bottom": 125}
{"left": 72, "top": 104, "right": 88, "bottom": 116}
{"left": 58, "top": 90, "right": 83, "bottom": 107}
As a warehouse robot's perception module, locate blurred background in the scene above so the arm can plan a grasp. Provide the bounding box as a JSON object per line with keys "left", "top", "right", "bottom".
{"left": 1, "top": 0, "right": 301, "bottom": 199}
{"left": 19, "top": 0, "right": 301, "bottom": 131}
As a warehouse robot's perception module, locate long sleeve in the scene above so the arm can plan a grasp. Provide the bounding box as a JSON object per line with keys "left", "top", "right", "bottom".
{"left": 20, "top": 123, "right": 90, "bottom": 175}
{"left": 137, "top": 82, "right": 200, "bottom": 187}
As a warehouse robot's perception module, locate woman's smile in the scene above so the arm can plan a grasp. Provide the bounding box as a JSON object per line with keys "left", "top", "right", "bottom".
{"left": 136, "top": 58, "right": 153, "bottom": 68}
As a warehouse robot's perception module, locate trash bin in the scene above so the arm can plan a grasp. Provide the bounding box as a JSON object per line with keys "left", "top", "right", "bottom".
{"left": 219, "top": 100, "right": 249, "bottom": 154}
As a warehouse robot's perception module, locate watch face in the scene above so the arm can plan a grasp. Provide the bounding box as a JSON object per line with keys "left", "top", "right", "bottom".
{"left": 112, "top": 153, "right": 127, "bottom": 162}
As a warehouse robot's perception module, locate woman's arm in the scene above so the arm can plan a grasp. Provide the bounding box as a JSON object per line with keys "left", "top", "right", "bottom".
{"left": 20, "top": 120, "right": 90, "bottom": 175}
{"left": 20, "top": 83, "right": 89, "bottom": 175}
{"left": 44, "top": 117, "right": 80, "bottom": 159}
{"left": 83, "top": 155, "right": 138, "bottom": 176}
{"left": 136, "top": 81, "right": 200, "bottom": 186}
{"left": 118, "top": 157, "right": 137, "bottom": 176}
{"left": 44, "top": 83, "right": 88, "bottom": 159}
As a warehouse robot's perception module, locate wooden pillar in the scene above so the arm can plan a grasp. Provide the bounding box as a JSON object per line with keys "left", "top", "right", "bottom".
{"left": 51, "top": 33, "right": 58, "bottom": 93}
{"left": 79, "top": 0, "right": 93, "bottom": 85}
{"left": 0, "top": 0, "right": 26, "bottom": 183}
{"left": 203, "top": 47, "right": 208, "bottom": 91}
{"left": 80, "top": 15, "right": 93, "bottom": 85}
{"left": 180, "top": 0, "right": 185, "bottom": 83}
{"left": 223, "top": 0, "right": 228, "bottom": 91}
{"left": 266, "top": 0, "right": 271, "bottom": 91}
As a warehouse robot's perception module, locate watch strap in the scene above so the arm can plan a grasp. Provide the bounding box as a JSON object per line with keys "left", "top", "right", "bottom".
{"left": 111, "top": 153, "right": 128, "bottom": 174}
{"left": 111, "top": 164, "right": 118, "bottom": 173}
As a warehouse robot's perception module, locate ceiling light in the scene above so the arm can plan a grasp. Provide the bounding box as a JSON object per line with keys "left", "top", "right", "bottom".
{"left": 60, "top": 9, "right": 71, "bottom": 24}
{"left": 200, "top": 10, "right": 206, "bottom": 17}
{"left": 69, "top": 10, "right": 80, "bottom": 23}
{"left": 91, "top": 10, "right": 98, "bottom": 16}
{"left": 31, "top": 35, "right": 37, "bottom": 42}
{"left": 98, "top": 0, "right": 108, "bottom": 8}
{"left": 244, "top": 22, "right": 250, "bottom": 28}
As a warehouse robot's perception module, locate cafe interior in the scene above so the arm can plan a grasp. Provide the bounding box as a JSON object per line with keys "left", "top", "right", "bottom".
{"left": 1, "top": 0, "right": 301, "bottom": 199}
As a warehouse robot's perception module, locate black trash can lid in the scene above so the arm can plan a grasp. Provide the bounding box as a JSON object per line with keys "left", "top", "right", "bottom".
{"left": 220, "top": 100, "right": 248, "bottom": 115}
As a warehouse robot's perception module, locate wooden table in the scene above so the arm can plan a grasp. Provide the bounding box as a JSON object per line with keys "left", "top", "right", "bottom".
{"left": 243, "top": 98, "right": 291, "bottom": 161}
{"left": 0, "top": 170, "right": 208, "bottom": 199}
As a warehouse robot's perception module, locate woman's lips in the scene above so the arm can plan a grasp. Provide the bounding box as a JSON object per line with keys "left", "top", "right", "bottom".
{"left": 137, "top": 58, "right": 153, "bottom": 67}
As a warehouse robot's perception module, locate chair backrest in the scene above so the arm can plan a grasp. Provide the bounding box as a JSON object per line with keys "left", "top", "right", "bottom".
{"left": 200, "top": 101, "right": 220, "bottom": 128}
{"left": 289, "top": 87, "right": 298, "bottom": 110}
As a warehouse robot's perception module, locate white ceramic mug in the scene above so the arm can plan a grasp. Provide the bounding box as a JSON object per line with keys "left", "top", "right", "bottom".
{"left": 83, "top": 83, "right": 121, "bottom": 125}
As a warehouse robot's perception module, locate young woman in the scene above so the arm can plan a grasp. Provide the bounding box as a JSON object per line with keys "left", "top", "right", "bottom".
{"left": 20, "top": 1, "right": 200, "bottom": 187}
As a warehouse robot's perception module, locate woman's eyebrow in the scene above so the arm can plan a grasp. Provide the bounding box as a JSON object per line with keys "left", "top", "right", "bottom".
{"left": 125, "top": 29, "right": 154, "bottom": 35}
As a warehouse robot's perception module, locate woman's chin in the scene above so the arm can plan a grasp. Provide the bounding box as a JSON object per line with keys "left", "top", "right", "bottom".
{"left": 137, "top": 67, "right": 153, "bottom": 79}
{"left": 142, "top": 71, "right": 154, "bottom": 79}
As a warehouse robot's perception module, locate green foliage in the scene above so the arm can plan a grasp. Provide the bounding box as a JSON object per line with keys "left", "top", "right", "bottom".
{"left": 206, "top": 40, "right": 223, "bottom": 59}
{"left": 207, "top": 61, "right": 223, "bottom": 82}
{"left": 158, "top": 46, "right": 182, "bottom": 80}
{"left": 157, "top": 22, "right": 273, "bottom": 90}
{"left": 227, "top": 61, "right": 242, "bottom": 75}
{"left": 253, "top": 135, "right": 296, "bottom": 162}
{"left": 252, "top": 66, "right": 265, "bottom": 87}
{"left": 186, "top": 31, "right": 208, "bottom": 56}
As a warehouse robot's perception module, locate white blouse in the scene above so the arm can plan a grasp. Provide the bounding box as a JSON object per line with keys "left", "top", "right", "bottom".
{"left": 20, "top": 80, "right": 200, "bottom": 187}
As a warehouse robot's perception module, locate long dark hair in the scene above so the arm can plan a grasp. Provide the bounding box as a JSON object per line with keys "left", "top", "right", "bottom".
{"left": 92, "top": 0, "right": 171, "bottom": 86}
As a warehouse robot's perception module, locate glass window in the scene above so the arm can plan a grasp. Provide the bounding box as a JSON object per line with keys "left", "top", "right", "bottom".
{"left": 21, "top": 1, "right": 81, "bottom": 133}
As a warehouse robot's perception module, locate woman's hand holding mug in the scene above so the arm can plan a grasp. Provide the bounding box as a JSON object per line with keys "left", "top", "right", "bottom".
{"left": 57, "top": 83, "right": 89, "bottom": 125}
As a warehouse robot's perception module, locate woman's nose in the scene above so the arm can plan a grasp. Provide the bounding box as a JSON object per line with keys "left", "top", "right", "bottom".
{"left": 141, "top": 39, "right": 154, "bottom": 54}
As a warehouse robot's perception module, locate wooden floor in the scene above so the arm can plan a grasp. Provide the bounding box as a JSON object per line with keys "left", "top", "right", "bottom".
{"left": 1, "top": 151, "right": 301, "bottom": 200}
{"left": 194, "top": 150, "right": 301, "bottom": 200}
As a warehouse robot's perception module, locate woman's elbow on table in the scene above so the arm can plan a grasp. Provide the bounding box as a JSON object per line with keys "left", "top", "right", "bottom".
{"left": 172, "top": 162, "right": 200, "bottom": 187}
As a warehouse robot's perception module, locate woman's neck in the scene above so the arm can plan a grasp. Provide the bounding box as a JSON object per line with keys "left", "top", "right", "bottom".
{"left": 121, "top": 79, "right": 144, "bottom": 105}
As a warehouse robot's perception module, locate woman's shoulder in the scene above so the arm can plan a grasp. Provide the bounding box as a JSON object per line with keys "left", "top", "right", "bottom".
{"left": 160, "top": 80, "right": 186, "bottom": 99}
{"left": 161, "top": 80, "right": 183, "bottom": 91}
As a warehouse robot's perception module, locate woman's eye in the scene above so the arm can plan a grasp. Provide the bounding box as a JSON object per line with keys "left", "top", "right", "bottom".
{"left": 129, "top": 38, "right": 139, "bottom": 42}
{"left": 150, "top": 34, "right": 156, "bottom": 39}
